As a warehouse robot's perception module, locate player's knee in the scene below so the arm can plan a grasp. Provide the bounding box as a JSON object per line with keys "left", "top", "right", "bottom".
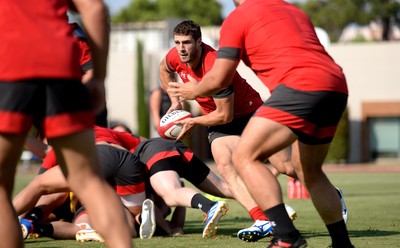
{"left": 215, "top": 160, "right": 232, "bottom": 176}
{"left": 231, "top": 152, "right": 245, "bottom": 170}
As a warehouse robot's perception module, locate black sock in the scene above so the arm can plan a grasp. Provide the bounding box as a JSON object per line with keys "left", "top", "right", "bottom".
{"left": 327, "top": 220, "right": 353, "bottom": 247}
{"left": 190, "top": 193, "right": 215, "bottom": 213}
{"left": 265, "top": 204, "right": 299, "bottom": 241}
{"left": 33, "top": 223, "right": 54, "bottom": 237}
{"left": 134, "top": 214, "right": 141, "bottom": 230}
{"left": 25, "top": 207, "right": 44, "bottom": 222}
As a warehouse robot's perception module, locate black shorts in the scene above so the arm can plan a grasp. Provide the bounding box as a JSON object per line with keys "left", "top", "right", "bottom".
{"left": 208, "top": 112, "right": 254, "bottom": 143}
{"left": 134, "top": 138, "right": 210, "bottom": 186}
{"left": 0, "top": 78, "right": 94, "bottom": 137}
{"left": 255, "top": 84, "right": 348, "bottom": 144}
{"left": 96, "top": 145, "right": 146, "bottom": 196}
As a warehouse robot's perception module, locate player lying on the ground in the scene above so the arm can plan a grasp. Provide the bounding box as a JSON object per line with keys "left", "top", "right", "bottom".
{"left": 14, "top": 126, "right": 233, "bottom": 239}
{"left": 14, "top": 126, "right": 151, "bottom": 240}
{"left": 132, "top": 137, "right": 232, "bottom": 238}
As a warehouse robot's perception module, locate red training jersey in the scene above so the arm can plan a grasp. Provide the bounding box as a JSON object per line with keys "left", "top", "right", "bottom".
{"left": 94, "top": 126, "right": 141, "bottom": 153}
{"left": 218, "top": 0, "right": 348, "bottom": 94}
{"left": 165, "top": 43, "right": 262, "bottom": 117}
{"left": 0, "top": 0, "right": 82, "bottom": 81}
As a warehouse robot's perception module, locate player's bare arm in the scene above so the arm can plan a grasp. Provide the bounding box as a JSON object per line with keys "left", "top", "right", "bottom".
{"left": 159, "top": 57, "right": 182, "bottom": 112}
{"left": 168, "top": 58, "right": 239, "bottom": 100}
{"left": 174, "top": 95, "right": 234, "bottom": 140}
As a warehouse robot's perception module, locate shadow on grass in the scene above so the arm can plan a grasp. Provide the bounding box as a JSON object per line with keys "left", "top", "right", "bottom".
{"left": 300, "top": 229, "right": 400, "bottom": 239}
{"left": 182, "top": 217, "right": 258, "bottom": 237}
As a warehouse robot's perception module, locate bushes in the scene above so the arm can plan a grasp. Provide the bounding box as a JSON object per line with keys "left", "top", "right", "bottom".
{"left": 136, "top": 40, "right": 150, "bottom": 138}
{"left": 325, "top": 107, "right": 350, "bottom": 163}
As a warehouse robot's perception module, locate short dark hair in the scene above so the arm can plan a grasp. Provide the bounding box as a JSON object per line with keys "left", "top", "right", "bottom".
{"left": 173, "top": 20, "right": 202, "bottom": 41}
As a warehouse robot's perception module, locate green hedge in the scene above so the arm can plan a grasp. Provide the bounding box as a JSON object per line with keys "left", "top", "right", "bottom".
{"left": 136, "top": 40, "right": 150, "bottom": 138}
{"left": 325, "top": 107, "right": 349, "bottom": 163}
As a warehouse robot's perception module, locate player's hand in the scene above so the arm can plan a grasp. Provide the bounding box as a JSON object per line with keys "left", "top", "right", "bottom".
{"left": 174, "top": 118, "right": 195, "bottom": 140}
{"left": 168, "top": 75, "right": 199, "bottom": 101}
{"left": 85, "top": 78, "right": 106, "bottom": 115}
{"left": 166, "top": 101, "right": 183, "bottom": 114}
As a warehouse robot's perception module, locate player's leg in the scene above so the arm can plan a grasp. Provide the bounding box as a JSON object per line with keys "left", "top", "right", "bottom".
{"left": 211, "top": 136, "right": 260, "bottom": 212}
{"left": 211, "top": 136, "right": 273, "bottom": 241}
{"left": 150, "top": 170, "right": 204, "bottom": 207}
{"left": 169, "top": 205, "right": 186, "bottom": 236}
{"left": 232, "top": 117, "right": 306, "bottom": 246}
{"left": 32, "top": 192, "right": 70, "bottom": 222}
{"left": 50, "top": 130, "right": 131, "bottom": 248}
{"left": 270, "top": 144, "right": 348, "bottom": 223}
{"left": 149, "top": 165, "right": 227, "bottom": 238}
{"left": 45, "top": 78, "right": 132, "bottom": 247}
{"left": 0, "top": 133, "right": 27, "bottom": 248}
{"left": 13, "top": 166, "right": 69, "bottom": 216}
{"left": 292, "top": 142, "right": 352, "bottom": 247}
{"left": 268, "top": 146, "right": 297, "bottom": 178}
{"left": 188, "top": 155, "right": 233, "bottom": 199}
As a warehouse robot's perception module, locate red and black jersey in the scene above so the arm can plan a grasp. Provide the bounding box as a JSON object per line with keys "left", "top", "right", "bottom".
{"left": 94, "top": 126, "right": 141, "bottom": 153}
{"left": 165, "top": 43, "right": 262, "bottom": 117}
{"left": 218, "top": 0, "right": 347, "bottom": 94}
{"left": 0, "top": 0, "right": 82, "bottom": 81}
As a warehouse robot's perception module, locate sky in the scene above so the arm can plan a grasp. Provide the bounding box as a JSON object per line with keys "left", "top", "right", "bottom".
{"left": 104, "top": 0, "right": 235, "bottom": 17}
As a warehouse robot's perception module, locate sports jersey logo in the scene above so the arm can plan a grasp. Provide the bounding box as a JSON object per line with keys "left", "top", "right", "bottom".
{"left": 180, "top": 72, "right": 187, "bottom": 80}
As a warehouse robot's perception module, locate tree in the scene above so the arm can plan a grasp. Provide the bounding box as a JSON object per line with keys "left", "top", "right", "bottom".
{"left": 367, "top": 0, "right": 400, "bottom": 40}
{"left": 136, "top": 40, "right": 150, "bottom": 138}
{"left": 295, "top": 0, "right": 369, "bottom": 42}
{"left": 295, "top": 0, "right": 400, "bottom": 42}
{"left": 112, "top": 0, "right": 223, "bottom": 26}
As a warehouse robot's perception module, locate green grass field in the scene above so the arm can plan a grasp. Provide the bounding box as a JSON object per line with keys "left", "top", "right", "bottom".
{"left": 15, "top": 168, "right": 400, "bottom": 248}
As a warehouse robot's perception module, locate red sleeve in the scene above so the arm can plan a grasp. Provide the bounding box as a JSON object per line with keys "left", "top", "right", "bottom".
{"left": 219, "top": 11, "right": 246, "bottom": 55}
{"left": 76, "top": 39, "right": 92, "bottom": 72}
{"left": 41, "top": 148, "right": 57, "bottom": 170}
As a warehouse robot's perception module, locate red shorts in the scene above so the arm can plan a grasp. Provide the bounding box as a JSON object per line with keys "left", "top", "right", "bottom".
{"left": 0, "top": 79, "right": 94, "bottom": 138}
{"left": 255, "top": 84, "right": 348, "bottom": 145}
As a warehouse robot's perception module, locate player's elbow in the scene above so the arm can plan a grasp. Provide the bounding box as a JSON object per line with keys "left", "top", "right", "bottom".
{"left": 221, "top": 110, "right": 234, "bottom": 123}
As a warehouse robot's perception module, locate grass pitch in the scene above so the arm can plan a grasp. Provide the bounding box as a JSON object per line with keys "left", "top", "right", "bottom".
{"left": 15, "top": 166, "right": 400, "bottom": 248}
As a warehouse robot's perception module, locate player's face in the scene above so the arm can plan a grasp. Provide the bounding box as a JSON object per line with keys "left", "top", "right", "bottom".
{"left": 174, "top": 35, "right": 200, "bottom": 64}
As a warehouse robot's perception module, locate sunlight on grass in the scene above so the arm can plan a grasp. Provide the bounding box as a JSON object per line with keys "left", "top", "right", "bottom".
{"left": 14, "top": 165, "right": 400, "bottom": 248}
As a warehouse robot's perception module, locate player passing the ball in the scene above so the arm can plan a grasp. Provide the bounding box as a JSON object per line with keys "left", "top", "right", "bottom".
{"left": 160, "top": 20, "right": 282, "bottom": 240}
{"left": 167, "top": 1, "right": 354, "bottom": 247}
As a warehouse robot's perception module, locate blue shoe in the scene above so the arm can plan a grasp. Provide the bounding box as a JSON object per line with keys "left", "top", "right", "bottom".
{"left": 202, "top": 201, "right": 229, "bottom": 238}
{"left": 336, "top": 188, "right": 348, "bottom": 223}
{"left": 20, "top": 218, "right": 34, "bottom": 239}
{"left": 237, "top": 220, "right": 273, "bottom": 242}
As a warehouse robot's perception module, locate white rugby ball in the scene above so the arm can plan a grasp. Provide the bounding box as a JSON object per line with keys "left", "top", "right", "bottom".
{"left": 157, "top": 110, "right": 192, "bottom": 140}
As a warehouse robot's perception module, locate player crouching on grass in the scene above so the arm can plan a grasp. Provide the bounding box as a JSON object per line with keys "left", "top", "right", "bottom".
{"left": 15, "top": 126, "right": 155, "bottom": 241}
